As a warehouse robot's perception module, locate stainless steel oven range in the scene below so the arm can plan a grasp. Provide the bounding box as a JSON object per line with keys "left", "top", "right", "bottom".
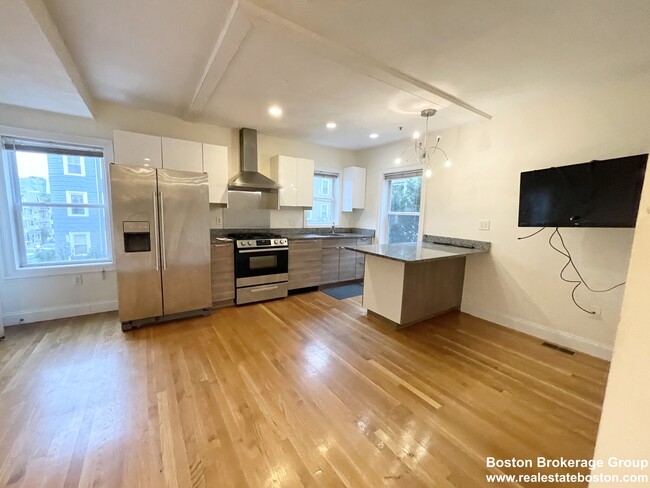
{"left": 228, "top": 233, "right": 289, "bottom": 305}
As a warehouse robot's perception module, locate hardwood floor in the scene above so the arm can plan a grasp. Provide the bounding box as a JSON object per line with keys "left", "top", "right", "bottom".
{"left": 0, "top": 291, "right": 609, "bottom": 487}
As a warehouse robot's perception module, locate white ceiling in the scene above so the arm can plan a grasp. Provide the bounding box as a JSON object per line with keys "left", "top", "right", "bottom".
{"left": 2, "top": 0, "right": 650, "bottom": 148}
{"left": 0, "top": 0, "right": 90, "bottom": 117}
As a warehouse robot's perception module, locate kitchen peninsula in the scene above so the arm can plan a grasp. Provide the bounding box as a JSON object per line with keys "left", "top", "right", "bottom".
{"left": 346, "top": 236, "right": 490, "bottom": 327}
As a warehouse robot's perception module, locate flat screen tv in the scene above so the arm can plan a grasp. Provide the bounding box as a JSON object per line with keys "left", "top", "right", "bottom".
{"left": 518, "top": 154, "right": 647, "bottom": 228}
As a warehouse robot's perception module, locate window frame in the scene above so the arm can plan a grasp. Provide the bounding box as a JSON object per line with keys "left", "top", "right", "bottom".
{"left": 69, "top": 231, "right": 91, "bottom": 257}
{"left": 0, "top": 126, "right": 114, "bottom": 278}
{"left": 305, "top": 169, "right": 340, "bottom": 227}
{"left": 62, "top": 155, "right": 86, "bottom": 177}
{"left": 377, "top": 166, "right": 426, "bottom": 245}
{"left": 66, "top": 190, "right": 89, "bottom": 217}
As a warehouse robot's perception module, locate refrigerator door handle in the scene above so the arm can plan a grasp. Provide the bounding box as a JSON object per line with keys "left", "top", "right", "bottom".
{"left": 159, "top": 191, "right": 167, "bottom": 270}
{"left": 152, "top": 191, "right": 160, "bottom": 271}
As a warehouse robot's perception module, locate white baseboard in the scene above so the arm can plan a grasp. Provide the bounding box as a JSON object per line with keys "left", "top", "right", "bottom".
{"left": 2, "top": 300, "right": 118, "bottom": 326}
{"left": 461, "top": 305, "right": 613, "bottom": 361}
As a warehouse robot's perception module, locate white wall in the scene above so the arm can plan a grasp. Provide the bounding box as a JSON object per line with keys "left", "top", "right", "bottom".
{"left": 588, "top": 158, "right": 650, "bottom": 486}
{"left": 354, "top": 77, "right": 650, "bottom": 358}
{"left": 0, "top": 101, "right": 358, "bottom": 325}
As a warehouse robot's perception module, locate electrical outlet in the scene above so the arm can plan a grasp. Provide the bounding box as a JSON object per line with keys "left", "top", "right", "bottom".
{"left": 73, "top": 274, "right": 83, "bottom": 286}
{"left": 216, "top": 216, "right": 222, "bottom": 225}
{"left": 478, "top": 219, "right": 490, "bottom": 231}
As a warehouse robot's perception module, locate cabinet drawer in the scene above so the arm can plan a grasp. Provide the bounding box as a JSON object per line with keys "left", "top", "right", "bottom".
{"left": 322, "top": 238, "right": 357, "bottom": 249}
{"left": 289, "top": 239, "right": 323, "bottom": 250}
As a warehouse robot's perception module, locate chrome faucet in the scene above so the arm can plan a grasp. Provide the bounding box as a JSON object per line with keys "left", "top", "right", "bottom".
{"left": 331, "top": 222, "right": 336, "bottom": 235}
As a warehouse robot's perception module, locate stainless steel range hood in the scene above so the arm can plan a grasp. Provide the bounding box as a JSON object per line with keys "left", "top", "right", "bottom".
{"left": 228, "top": 128, "right": 281, "bottom": 192}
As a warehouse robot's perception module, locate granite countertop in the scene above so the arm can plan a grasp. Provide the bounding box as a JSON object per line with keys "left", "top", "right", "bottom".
{"left": 344, "top": 241, "right": 488, "bottom": 263}
{"left": 287, "top": 233, "right": 371, "bottom": 240}
{"left": 211, "top": 237, "right": 233, "bottom": 245}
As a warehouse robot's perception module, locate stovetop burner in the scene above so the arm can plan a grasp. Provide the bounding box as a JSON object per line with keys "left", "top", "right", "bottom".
{"left": 227, "top": 232, "right": 283, "bottom": 240}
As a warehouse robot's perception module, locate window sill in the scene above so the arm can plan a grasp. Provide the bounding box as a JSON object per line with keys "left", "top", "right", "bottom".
{"left": 3, "top": 261, "right": 115, "bottom": 280}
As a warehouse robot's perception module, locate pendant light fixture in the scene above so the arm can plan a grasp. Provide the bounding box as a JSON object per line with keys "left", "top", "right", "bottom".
{"left": 397, "top": 109, "right": 451, "bottom": 177}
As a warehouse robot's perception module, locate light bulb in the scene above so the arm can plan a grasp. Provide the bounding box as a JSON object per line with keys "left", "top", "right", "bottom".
{"left": 326, "top": 122, "right": 337, "bottom": 129}
{"left": 394, "top": 158, "right": 401, "bottom": 165}
{"left": 412, "top": 131, "right": 420, "bottom": 140}
{"left": 425, "top": 167, "right": 433, "bottom": 178}
{"left": 369, "top": 133, "right": 379, "bottom": 139}
{"left": 445, "top": 159, "right": 452, "bottom": 168}
{"left": 268, "top": 105, "right": 283, "bottom": 117}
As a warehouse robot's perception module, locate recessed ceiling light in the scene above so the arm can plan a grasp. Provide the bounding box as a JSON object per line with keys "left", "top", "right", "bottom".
{"left": 268, "top": 105, "right": 283, "bottom": 118}
{"left": 369, "top": 133, "right": 379, "bottom": 139}
{"left": 412, "top": 131, "right": 421, "bottom": 139}
{"left": 326, "top": 122, "right": 337, "bottom": 129}
{"left": 394, "top": 158, "right": 401, "bottom": 165}
{"left": 445, "top": 159, "right": 452, "bottom": 168}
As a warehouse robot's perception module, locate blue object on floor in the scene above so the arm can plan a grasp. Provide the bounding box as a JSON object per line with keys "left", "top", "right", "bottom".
{"left": 321, "top": 283, "right": 363, "bottom": 300}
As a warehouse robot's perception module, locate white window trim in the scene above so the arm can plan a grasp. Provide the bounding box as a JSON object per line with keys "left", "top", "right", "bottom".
{"left": 0, "top": 126, "right": 115, "bottom": 278}
{"left": 305, "top": 168, "right": 340, "bottom": 227}
{"left": 69, "top": 231, "right": 91, "bottom": 257}
{"left": 377, "top": 164, "right": 427, "bottom": 245}
{"left": 63, "top": 155, "right": 86, "bottom": 176}
{"left": 66, "top": 190, "right": 89, "bottom": 217}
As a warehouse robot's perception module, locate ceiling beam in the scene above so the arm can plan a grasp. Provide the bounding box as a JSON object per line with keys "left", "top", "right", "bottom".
{"left": 241, "top": 0, "right": 492, "bottom": 121}
{"left": 186, "top": 0, "right": 252, "bottom": 117}
{"left": 22, "top": 0, "right": 96, "bottom": 117}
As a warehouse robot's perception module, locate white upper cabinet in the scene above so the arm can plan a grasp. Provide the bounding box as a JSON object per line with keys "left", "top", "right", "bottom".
{"left": 270, "top": 155, "right": 315, "bottom": 208}
{"left": 113, "top": 130, "right": 162, "bottom": 168}
{"left": 161, "top": 137, "right": 203, "bottom": 173}
{"left": 203, "top": 143, "right": 229, "bottom": 204}
{"left": 295, "top": 157, "right": 315, "bottom": 207}
{"left": 113, "top": 131, "right": 228, "bottom": 204}
{"left": 342, "top": 166, "right": 366, "bottom": 211}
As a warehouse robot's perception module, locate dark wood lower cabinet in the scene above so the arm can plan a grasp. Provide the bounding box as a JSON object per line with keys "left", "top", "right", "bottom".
{"left": 288, "top": 239, "right": 323, "bottom": 290}
{"left": 211, "top": 242, "right": 235, "bottom": 304}
{"left": 320, "top": 247, "right": 340, "bottom": 284}
{"left": 338, "top": 248, "right": 357, "bottom": 281}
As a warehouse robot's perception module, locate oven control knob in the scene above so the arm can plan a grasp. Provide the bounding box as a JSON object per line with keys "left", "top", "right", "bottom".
{"left": 240, "top": 241, "right": 247, "bottom": 246}
{"left": 247, "top": 240, "right": 254, "bottom": 246}
{"left": 274, "top": 239, "right": 279, "bottom": 244}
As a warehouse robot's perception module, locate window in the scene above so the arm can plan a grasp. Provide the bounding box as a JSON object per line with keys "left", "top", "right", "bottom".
{"left": 69, "top": 232, "right": 90, "bottom": 257}
{"left": 63, "top": 156, "right": 86, "bottom": 176}
{"left": 1, "top": 135, "right": 111, "bottom": 268}
{"left": 381, "top": 170, "right": 423, "bottom": 244}
{"left": 305, "top": 171, "right": 338, "bottom": 226}
{"left": 66, "top": 191, "right": 89, "bottom": 217}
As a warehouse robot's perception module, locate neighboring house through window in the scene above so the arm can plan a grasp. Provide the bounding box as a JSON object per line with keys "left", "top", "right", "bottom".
{"left": 380, "top": 169, "right": 423, "bottom": 243}
{"left": 69, "top": 232, "right": 91, "bottom": 257}
{"left": 66, "top": 190, "right": 89, "bottom": 216}
{"left": 63, "top": 155, "right": 86, "bottom": 176}
{"left": 305, "top": 170, "right": 339, "bottom": 226}
{"left": 1, "top": 134, "right": 111, "bottom": 269}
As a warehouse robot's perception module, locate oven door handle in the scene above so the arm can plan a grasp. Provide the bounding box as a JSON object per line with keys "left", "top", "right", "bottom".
{"left": 238, "top": 248, "right": 288, "bottom": 253}
{"left": 250, "top": 285, "right": 279, "bottom": 293}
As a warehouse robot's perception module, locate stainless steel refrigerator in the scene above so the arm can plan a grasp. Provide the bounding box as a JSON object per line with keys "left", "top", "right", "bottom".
{"left": 110, "top": 165, "right": 211, "bottom": 329}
